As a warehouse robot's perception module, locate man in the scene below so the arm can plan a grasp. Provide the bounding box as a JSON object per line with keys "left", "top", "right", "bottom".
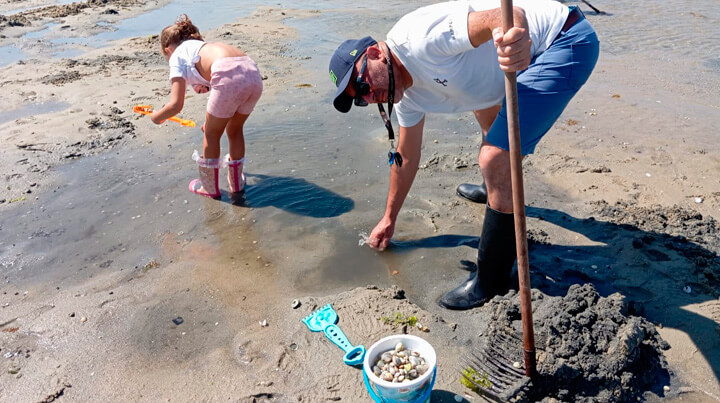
{"left": 328, "top": 0, "right": 599, "bottom": 310}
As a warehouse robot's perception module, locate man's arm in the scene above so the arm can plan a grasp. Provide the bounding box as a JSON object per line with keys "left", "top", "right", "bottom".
{"left": 367, "top": 117, "right": 425, "bottom": 251}
{"left": 467, "top": 6, "right": 532, "bottom": 72}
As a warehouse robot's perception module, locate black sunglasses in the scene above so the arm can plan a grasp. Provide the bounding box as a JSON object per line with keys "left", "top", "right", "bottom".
{"left": 353, "top": 54, "right": 370, "bottom": 107}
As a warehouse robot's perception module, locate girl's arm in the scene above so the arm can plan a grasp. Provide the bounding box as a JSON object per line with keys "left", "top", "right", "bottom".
{"left": 151, "top": 77, "right": 186, "bottom": 124}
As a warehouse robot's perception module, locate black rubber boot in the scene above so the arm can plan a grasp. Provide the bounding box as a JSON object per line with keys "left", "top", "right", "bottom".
{"left": 438, "top": 206, "right": 516, "bottom": 310}
{"left": 456, "top": 182, "right": 487, "bottom": 204}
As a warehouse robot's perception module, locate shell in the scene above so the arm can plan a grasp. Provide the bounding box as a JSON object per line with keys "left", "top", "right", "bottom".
{"left": 372, "top": 345, "right": 430, "bottom": 383}
{"left": 416, "top": 364, "right": 429, "bottom": 375}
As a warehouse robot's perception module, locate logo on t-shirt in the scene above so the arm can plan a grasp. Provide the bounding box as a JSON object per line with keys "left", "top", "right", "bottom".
{"left": 434, "top": 78, "right": 448, "bottom": 87}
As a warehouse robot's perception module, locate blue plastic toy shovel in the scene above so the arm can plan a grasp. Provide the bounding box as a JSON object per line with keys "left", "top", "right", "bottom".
{"left": 303, "top": 304, "right": 366, "bottom": 366}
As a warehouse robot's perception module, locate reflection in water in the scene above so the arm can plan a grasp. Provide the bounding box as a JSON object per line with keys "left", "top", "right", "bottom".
{"left": 242, "top": 173, "right": 354, "bottom": 218}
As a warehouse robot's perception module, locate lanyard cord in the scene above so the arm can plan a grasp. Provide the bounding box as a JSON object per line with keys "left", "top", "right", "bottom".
{"left": 377, "top": 43, "right": 395, "bottom": 144}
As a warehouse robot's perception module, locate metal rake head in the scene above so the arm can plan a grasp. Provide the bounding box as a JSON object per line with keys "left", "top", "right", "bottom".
{"left": 459, "top": 332, "right": 531, "bottom": 401}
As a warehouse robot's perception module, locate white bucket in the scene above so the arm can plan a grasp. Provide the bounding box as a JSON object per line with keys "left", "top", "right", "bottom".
{"left": 363, "top": 334, "right": 437, "bottom": 403}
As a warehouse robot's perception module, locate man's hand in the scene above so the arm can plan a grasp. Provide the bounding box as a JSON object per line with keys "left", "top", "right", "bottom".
{"left": 368, "top": 216, "right": 395, "bottom": 251}
{"left": 493, "top": 26, "right": 532, "bottom": 72}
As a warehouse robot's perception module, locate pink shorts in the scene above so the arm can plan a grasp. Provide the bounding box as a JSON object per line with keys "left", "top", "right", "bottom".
{"left": 206, "top": 56, "right": 263, "bottom": 118}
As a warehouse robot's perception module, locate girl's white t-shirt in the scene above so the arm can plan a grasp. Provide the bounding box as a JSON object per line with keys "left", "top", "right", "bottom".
{"left": 386, "top": 0, "right": 568, "bottom": 127}
{"left": 168, "top": 39, "right": 211, "bottom": 87}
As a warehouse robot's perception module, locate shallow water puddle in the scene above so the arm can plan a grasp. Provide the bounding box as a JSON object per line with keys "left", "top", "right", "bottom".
{"left": 0, "top": 44, "right": 26, "bottom": 67}
{"left": 0, "top": 0, "right": 415, "bottom": 67}
{"left": 5, "top": 0, "right": 273, "bottom": 63}
{"left": 21, "top": 23, "right": 60, "bottom": 40}
{"left": 0, "top": 101, "right": 70, "bottom": 126}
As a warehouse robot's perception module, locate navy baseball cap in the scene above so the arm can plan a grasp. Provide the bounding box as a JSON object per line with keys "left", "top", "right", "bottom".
{"left": 329, "top": 36, "right": 377, "bottom": 113}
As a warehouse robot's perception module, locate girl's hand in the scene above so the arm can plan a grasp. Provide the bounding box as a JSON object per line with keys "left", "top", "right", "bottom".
{"left": 192, "top": 84, "right": 210, "bottom": 94}
{"left": 150, "top": 112, "right": 165, "bottom": 125}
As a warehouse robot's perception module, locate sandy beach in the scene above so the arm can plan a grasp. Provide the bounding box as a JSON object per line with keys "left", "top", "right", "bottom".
{"left": 1, "top": 0, "right": 719, "bottom": 402}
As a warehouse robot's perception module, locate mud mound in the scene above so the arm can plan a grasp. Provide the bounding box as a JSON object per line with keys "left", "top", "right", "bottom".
{"left": 31, "top": 0, "right": 139, "bottom": 19}
{"left": 592, "top": 199, "right": 720, "bottom": 296}
{"left": 481, "top": 284, "right": 670, "bottom": 402}
{"left": 41, "top": 70, "right": 83, "bottom": 86}
{"left": 0, "top": 14, "right": 31, "bottom": 28}
{"left": 592, "top": 199, "right": 720, "bottom": 252}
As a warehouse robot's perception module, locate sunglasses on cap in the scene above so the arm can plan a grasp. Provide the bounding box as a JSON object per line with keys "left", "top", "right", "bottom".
{"left": 353, "top": 54, "right": 370, "bottom": 107}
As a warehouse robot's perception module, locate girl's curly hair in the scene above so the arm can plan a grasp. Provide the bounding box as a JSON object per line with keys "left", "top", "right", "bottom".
{"left": 160, "top": 14, "right": 203, "bottom": 53}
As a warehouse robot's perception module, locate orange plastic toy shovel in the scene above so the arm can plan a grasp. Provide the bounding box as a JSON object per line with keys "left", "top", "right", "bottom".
{"left": 133, "top": 105, "right": 196, "bottom": 127}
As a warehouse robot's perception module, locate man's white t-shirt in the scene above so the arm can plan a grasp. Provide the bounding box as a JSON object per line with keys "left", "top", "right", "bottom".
{"left": 386, "top": 0, "right": 568, "bottom": 127}
{"left": 168, "top": 39, "right": 212, "bottom": 87}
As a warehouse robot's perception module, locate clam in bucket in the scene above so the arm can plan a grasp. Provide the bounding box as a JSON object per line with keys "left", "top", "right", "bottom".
{"left": 363, "top": 334, "right": 437, "bottom": 403}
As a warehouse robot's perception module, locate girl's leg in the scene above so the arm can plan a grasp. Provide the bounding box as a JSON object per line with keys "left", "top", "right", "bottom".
{"left": 225, "top": 112, "right": 250, "bottom": 161}
{"left": 202, "top": 111, "right": 232, "bottom": 159}
{"left": 224, "top": 112, "right": 251, "bottom": 193}
{"left": 188, "top": 112, "right": 231, "bottom": 199}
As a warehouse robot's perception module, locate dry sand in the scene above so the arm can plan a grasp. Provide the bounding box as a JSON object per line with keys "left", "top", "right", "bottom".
{"left": 0, "top": 1, "right": 719, "bottom": 402}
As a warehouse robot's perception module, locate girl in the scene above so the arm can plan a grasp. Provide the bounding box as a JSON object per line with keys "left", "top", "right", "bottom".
{"left": 151, "top": 14, "right": 263, "bottom": 199}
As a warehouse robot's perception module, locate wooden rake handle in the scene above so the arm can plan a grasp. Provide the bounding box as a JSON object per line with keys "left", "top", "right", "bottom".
{"left": 500, "top": 0, "right": 536, "bottom": 377}
{"left": 133, "top": 105, "right": 196, "bottom": 127}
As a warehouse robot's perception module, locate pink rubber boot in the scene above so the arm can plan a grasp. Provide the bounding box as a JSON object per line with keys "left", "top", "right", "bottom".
{"left": 189, "top": 150, "right": 221, "bottom": 199}
{"left": 225, "top": 154, "right": 246, "bottom": 193}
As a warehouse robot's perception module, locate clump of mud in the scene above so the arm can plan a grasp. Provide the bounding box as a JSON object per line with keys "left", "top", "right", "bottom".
{"left": 592, "top": 200, "right": 720, "bottom": 252}
{"left": 0, "top": 14, "right": 31, "bottom": 28}
{"left": 33, "top": 0, "right": 139, "bottom": 19}
{"left": 85, "top": 106, "right": 135, "bottom": 136}
{"left": 592, "top": 199, "right": 720, "bottom": 296}
{"left": 0, "top": 0, "right": 141, "bottom": 32}
{"left": 481, "top": 284, "right": 670, "bottom": 402}
{"left": 41, "top": 70, "right": 82, "bottom": 86}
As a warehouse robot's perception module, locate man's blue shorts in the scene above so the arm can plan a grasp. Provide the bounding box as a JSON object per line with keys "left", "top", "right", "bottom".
{"left": 485, "top": 8, "right": 600, "bottom": 155}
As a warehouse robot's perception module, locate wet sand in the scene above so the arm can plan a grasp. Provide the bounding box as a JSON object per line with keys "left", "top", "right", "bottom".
{"left": 1, "top": 0, "right": 719, "bottom": 402}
